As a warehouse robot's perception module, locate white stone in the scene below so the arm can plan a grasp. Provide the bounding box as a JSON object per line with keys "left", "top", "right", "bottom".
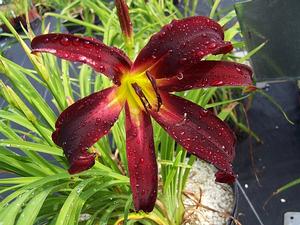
{"left": 183, "top": 160, "right": 234, "bottom": 225}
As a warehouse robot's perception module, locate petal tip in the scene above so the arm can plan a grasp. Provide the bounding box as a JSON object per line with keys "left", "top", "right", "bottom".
{"left": 68, "top": 153, "right": 96, "bottom": 174}
{"left": 215, "top": 170, "right": 236, "bottom": 184}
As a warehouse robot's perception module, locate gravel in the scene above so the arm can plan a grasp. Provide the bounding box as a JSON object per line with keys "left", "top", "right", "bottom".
{"left": 183, "top": 160, "right": 234, "bottom": 225}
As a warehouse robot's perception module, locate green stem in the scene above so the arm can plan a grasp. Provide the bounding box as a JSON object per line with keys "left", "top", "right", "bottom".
{"left": 124, "top": 36, "right": 134, "bottom": 60}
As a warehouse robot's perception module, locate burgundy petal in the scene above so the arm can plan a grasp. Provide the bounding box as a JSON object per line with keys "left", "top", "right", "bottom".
{"left": 150, "top": 92, "right": 236, "bottom": 183}
{"left": 31, "top": 33, "right": 132, "bottom": 84}
{"left": 125, "top": 103, "right": 158, "bottom": 212}
{"left": 132, "top": 16, "right": 232, "bottom": 78}
{"left": 52, "top": 87, "right": 124, "bottom": 174}
{"left": 157, "top": 61, "right": 253, "bottom": 92}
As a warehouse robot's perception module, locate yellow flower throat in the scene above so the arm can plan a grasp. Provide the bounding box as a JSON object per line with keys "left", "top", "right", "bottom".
{"left": 117, "top": 72, "right": 159, "bottom": 114}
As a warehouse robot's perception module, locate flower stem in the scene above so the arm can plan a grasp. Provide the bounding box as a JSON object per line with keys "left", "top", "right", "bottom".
{"left": 124, "top": 35, "right": 134, "bottom": 60}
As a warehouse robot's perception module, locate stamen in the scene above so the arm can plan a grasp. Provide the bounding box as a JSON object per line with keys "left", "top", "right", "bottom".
{"left": 145, "top": 71, "right": 162, "bottom": 112}
{"left": 131, "top": 83, "right": 152, "bottom": 112}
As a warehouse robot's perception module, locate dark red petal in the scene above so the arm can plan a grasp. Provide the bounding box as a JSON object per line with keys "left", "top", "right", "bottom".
{"left": 31, "top": 33, "right": 132, "bottom": 84}
{"left": 215, "top": 171, "right": 236, "bottom": 184}
{"left": 125, "top": 103, "right": 158, "bottom": 212}
{"left": 132, "top": 16, "right": 232, "bottom": 78}
{"left": 115, "top": 0, "right": 133, "bottom": 38}
{"left": 52, "top": 87, "right": 124, "bottom": 174}
{"left": 150, "top": 92, "right": 236, "bottom": 183}
{"left": 157, "top": 61, "right": 253, "bottom": 92}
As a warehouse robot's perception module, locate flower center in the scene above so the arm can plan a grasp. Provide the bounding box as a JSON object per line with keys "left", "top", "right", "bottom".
{"left": 118, "top": 72, "right": 159, "bottom": 114}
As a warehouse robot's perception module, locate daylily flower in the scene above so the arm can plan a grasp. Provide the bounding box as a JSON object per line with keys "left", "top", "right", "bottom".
{"left": 31, "top": 16, "right": 252, "bottom": 212}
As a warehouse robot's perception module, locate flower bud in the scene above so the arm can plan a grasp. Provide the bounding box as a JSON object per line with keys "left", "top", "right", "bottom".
{"left": 115, "top": 0, "right": 133, "bottom": 39}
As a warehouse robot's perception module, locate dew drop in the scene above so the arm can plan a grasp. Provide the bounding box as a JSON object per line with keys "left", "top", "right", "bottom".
{"left": 168, "top": 24, "right": 174, "bottom": 30}
{"left": 73, "top": 38, "right": 80, "bottom": 46}
{"left": 208, "top": 43, "right": 217, "bottom": 48}
{"left": 212, "top": 80, "right": 224, "bottom": 86}
{"left": 180, "top": 57, "right": 187, "bottom": 63}
{"left": 235, "top": 66, "right": 242, "bottom": 72}
{"left": 60, "top": 37, "right": 70, "bottom": 46}
{"left": 151, "top": 55, "right": 157, "bottom": 59}
{"left": 83, "top": 40, "right": 91, "bottom": 48}
{"left": 197, "top": 51, "right": 205, "bottom": 57}
{"left": 200, "top": 109, "right": 208, "bottom": 116}
{"left": 176, "top": 72, "right": 184, "bottom": 80}
{"left": 99, "top": 65, "right": 105, "bottom": 72}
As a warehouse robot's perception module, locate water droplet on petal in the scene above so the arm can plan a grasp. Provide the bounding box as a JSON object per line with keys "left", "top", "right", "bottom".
{"left": 60, "top": 37, "right": 70, "bottom": 46}
{"left": 83, "top": 40, "right": 91, "bottom": 48}
{"left": 208, "top": 43, "right": 217, "bottom": 48}
{"left": 180, "top": 57, "right": 187, "bottom": 63}
{"left": 176, "top": 72, "right": 184, "bottom": 80}
{"left": 200, "top": 109, "right": 208, "bottom": 116}
{"left": 73, "top": 38, "right": 81, "bottom": 46}
{"left": 197, "top": 51, "right": 205, "bottom": 57}
{"left": 212, "top": 80, "right": 224, "bottom": 86}
{"left": 99, "top": 65, "right": 105, "bottom": 72}
{"left": 235, "top": 66, "right": 242, "bottom": 72}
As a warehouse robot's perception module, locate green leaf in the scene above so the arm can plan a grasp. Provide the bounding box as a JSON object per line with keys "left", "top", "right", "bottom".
{"left": 209, "top": 0, "right": 221, "bottom": 19}
{"left": 218, "top": 10, "right": 236, "bottom": 26}
{"left": 55, "top": 178, "right": 96, "bottom": 225}
{"left": 0, "top": 177, "right": 42, "bottom": 184}
{"left": 238, "top": 41, "right": 268, "bottom": 63}
{"left": 164, "top": 151, "right": 182, "bottom": 190}
{"left": 276, "top": 178, "right": 300, "bottom": 194}
{"left": 0, "top": 190, "right": 33, "bottom": 225}
{"left": 16, "top": 186, "right": 56, "bottom": 225}
{"left": 257, "top": 90, "right": 294, "bottom": 124}
{"left": 0, "top": 139, "right": 63, "bottom": 156}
